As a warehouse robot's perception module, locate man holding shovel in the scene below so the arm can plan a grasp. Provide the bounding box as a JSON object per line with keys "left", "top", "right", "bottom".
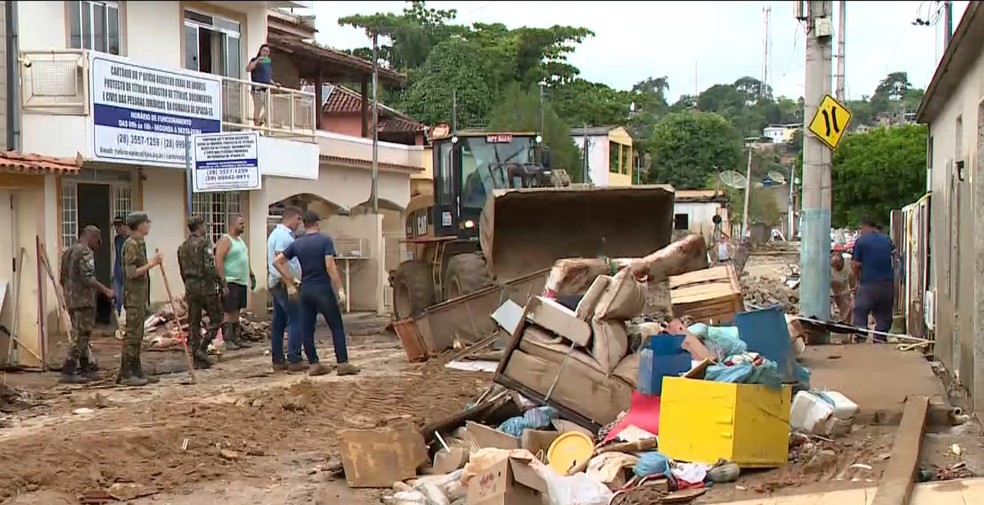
{"left": 119, "top": 212, "right": 163, "bottom": 387}
{"left": 58, "top": 226, "right": 114, "bottom": 384}
{"left": 177, "top": 216, "right": 224, "bottom": 369}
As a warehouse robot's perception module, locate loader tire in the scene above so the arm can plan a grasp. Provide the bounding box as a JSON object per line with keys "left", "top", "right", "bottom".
{"left": 444, "top": 253, "right": 492, "bottom": 300}
{"left": 392, "top": 260, "right": 435, "bottom": 320}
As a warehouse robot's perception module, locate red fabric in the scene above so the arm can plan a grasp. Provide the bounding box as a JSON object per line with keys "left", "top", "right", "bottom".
{"left": 602, "top": 391, "right": 662, "bottom": 444}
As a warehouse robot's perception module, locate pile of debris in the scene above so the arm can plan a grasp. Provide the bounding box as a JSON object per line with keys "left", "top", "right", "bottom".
{"left": 353, "top": 235, "right": 847, "bottom": 505}
{"left": 115, "top": 297, "right": 270, "bottom": 351}
{"left": 742, "top": 276, "right": 799, "bottom": 314}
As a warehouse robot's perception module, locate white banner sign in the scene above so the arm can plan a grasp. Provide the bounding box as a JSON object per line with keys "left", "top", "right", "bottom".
{"left": 192, "top": 132, "right": 261, "bottom": 192}
{"left": 89, "top": 52, "right": 223, "bottom": 168}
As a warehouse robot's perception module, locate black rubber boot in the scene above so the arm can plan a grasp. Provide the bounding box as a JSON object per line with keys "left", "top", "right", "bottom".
{"left": 118, "top": 354, "right": 149, "bottom": 387}
{"left": 132, "top": 356, "right": 159, "bottom": 384}
{"left": 58, "top": 358, "right": 88, "bottom": 384}
{"left": 223, "top": 322, "right": 251, "bottom": 349}
{"left": 192, "top": 348, "right": 213, "bottom": 369}
{"left": 78, "top": 357, "right": 102, "bottom": 381}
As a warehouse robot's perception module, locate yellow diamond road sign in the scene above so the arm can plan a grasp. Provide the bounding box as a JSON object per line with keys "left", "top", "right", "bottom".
{"left": 808, "top": 94, "right": 852, "bottom": 151}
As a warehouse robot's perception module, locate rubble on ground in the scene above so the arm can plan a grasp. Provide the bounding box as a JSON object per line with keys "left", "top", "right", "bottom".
{"left": 741, "top": 276, "right": 799, "bottom": 313}
{"left": 375, "top": 238, "right": 850, "bottom": 505}
{"left": 114, "top": 296, "right": 270, "bottom": 351}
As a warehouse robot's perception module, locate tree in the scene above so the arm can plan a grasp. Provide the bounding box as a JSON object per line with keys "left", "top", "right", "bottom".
{"left": 549, "top": 79, "right": 630, "bottom": 128}
{"left": 487, "top": 84, "right": 584, "bottom": 182}
{"left": 831, "top": 124, "right": 927, "bottom": 227}
{"left": 398, "top": 38, "right": 510, "bottom": 126}
{"left": 644, "top": 111, "right": 743, "bottom": 189}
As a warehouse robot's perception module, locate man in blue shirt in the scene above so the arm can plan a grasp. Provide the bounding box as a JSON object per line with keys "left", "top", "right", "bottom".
{"left": 112, "top": 216, "right": 128, "bottom": 315}
{"left": 267, "top": 205, "right": 303, "bottom": 372}
{"left": 850, "top": 216, "right": 896, "bottom": 342}
{"left": 273, "top": 211, "right": 359, "bottom": 376}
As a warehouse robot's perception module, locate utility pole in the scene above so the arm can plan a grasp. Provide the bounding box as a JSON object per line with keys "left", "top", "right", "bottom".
{"left": 370, "top": 32, "right": 380, "bottom": 214}
{"left": 581, "top": 123, "right": 589, "bottom": 184}
{"left": 538, "top": 83, "right": 546, "bottom": 135}
{"left": 801, "top": 1, "right": 834, "bottom": 334}
{"left": 761, "top": 6, "right": 772, "bottom": 100}
{"left": 944, "top": 1, "right": 954, "bottom": 48}
{"left": 741, "top": 145, "right": 753, "bottom": 238}
{"left": 835, "top": 0, "right": 846, "bottom": 102}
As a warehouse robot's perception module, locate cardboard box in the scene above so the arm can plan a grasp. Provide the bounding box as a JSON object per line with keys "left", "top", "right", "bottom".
{"left": 466, "top": 455, "right": 546, "bottom": 505}
{"left": 336, "top": 426, "right": 428, "bottom": 488}
{"left": 465, "top": 421, "right": 521, "bottom": 450}
{"left": 527, "top": 296, "right": 592, "bottom": 346}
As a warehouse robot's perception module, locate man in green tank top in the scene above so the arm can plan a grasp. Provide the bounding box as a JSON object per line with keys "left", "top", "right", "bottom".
{"left": 214, "top": 215, "right": 255, "bottom": 349}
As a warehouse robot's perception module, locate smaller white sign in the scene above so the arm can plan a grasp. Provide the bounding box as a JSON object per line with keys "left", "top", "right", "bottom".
{"left": 192, "top": 132, "right": 261, "bottom": 193}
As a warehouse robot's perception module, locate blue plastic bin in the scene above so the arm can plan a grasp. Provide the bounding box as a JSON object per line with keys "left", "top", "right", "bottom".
{"left": 734, "top": 306, "right": 793, "bottom": 382}
{"left": 637, "top": 335, "right": 692, "bottom": 396}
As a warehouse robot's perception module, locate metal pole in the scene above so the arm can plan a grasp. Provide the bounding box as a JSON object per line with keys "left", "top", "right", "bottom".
{"left": 801, "top": 1, "right": 834, "bottom": 335}
{"left": 185, "top": 134, "right": 192, "bottom": 216}
{"left": 835, "top": 0, "right": 846, "bottom": 102}
{"left": 370, "top": 32, "right": 379, "bottom": 214}
{"left": 538, "top": 83, "right": 545, "bottom": 135}
{"left": 788, "top": 165, "right": 796, "bottom": 238}
{"left": 741, "top": 146, "right": 753, "bottom": 238}
{"left": 944, "top": 1, "right": 954, "bottom": 48}
{"left": 581, "top": 123, "right": 589, "bottom": 183}
{"left": 452, "top": 89, "right": 457, "bottom": 133}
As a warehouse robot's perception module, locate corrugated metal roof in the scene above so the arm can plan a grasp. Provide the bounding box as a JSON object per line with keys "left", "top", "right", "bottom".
{"left": 267, "top": 33, "right": 406, "bottom": 85}
{"left": 0, "top": 151, "right": 82, "bottom": 175}
{"left": 675, "top": 189, "right": 729, "bottom": 203}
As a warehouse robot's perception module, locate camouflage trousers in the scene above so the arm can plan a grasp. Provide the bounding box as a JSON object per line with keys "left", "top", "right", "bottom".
{"left": 122, "top": 304, "right": 147, "bottom": 361}
{"left": 67, "top": 307, "right": 96, "bottom": 362}
{"left": 186, "top": 290, "right": 223, "bottom": 353}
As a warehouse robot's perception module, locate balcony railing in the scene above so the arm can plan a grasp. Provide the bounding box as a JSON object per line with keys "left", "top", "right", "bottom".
{"left": 19, "top": 49, "right": 316, "bottom": 140}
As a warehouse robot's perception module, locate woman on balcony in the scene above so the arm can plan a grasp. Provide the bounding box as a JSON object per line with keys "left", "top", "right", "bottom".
{"left": 246, "top": 44, "right": 279, "bottom": 127}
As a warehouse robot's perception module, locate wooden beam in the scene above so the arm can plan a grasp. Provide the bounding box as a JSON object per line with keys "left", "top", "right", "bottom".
{"left": 360, "top": 75, "right": 369, "bottom": 138}
{"left": 871, "top": 395, "right": 929, "bottom": 505}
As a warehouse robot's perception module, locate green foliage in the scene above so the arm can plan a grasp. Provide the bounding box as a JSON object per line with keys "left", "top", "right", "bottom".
{"left": 726, "top": 187, "right": 784, "bottom": 227}
{"left": 831, "top": 124, "right": 928, "bottom": 227}
{"left": 398, "top": 38, "right": 509, "bottom": 126}
{"left": 487, "top": 84, "right": 584, "bottom": 182}
{"left": 644, "top": 111, "right": 743, "bottom": 189}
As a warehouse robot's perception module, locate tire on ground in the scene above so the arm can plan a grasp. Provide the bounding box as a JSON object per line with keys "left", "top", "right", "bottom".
{"left": 392, "top": 260, "right": 435, "bottom": 320}
{"left": 444, "top": 253, "right": 492, "bottom": 300}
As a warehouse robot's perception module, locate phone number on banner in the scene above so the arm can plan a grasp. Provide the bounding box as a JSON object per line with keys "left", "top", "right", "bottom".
{"left": 204, "top": 170, "right": 250, "bottom": 183}
{"left": 115, "top": 133, "right": 188, "bottom": 150}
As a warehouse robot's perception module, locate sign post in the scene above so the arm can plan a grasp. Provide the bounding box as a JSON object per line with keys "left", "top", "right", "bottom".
{"left": 185, "top": 134, "right": 192, "bottom": 216}
{"left": 190, "top": 132, "right": 261, "bottom": 193}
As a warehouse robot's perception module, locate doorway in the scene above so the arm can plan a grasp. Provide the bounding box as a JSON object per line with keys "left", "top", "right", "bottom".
{"left": 76, "top": 184, "right": 114, "bottom": 326}
{"left": 184, "top": 9, "right": 242, "bottom": 124}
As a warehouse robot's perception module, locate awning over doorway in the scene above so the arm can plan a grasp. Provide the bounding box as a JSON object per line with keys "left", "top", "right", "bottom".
{"left": 0, "top": 151, "right": 82, "bottom": 175}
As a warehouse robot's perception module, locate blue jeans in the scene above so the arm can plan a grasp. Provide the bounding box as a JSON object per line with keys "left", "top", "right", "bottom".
{"left": 269, "top": 283, "right": 300, "bottom": 364}
{"left": 113, "top": 275, "right": 124, "bottom": 315}
{"left": 853, "top": 280, "right": 895, "bottom": 342}
{"left": 297, "top": 283, "right": 349, "bottom": 364}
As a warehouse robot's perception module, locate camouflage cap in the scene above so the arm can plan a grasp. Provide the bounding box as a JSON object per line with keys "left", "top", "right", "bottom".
{"left": 126, "top": 212, "right": 150, "bottom": 229}
{"left": 188, "top": 215, "right": 205, "bottom": 229}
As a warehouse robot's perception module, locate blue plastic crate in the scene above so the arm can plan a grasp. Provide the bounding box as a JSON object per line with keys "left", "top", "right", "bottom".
{"left": 637, "top": 334, "right": 691, "bottom": 396}
{"left": 734, "top": 306, "right": 793, "bottom": 382}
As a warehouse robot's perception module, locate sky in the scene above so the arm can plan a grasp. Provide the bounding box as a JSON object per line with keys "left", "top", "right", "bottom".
{"left": 309, "top": 1, "right": 969, "bottom": 103}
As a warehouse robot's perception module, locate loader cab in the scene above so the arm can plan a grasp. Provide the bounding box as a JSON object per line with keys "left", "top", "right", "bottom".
{"left": 431, "top": 131, "right": 551, "bottom": 240}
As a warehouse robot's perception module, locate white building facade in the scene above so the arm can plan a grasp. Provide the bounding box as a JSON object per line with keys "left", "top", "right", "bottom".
{"left": 2, "top": 1, "right": 418, "bottom": 368}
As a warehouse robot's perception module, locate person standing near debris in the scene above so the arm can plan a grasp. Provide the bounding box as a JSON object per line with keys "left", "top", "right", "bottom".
{"left": 177, "top": 216, "right": 225, "bottom": 369}
{"left": 120, "top": 212, "right": 163, "bottom": 386}
{"left": 267, "top": 205, "right": 304, "bottom": 372}
{"left": 214, "top": 215, "right": 255, "bottom": 349}
{"left": 715, "top": 234, "right": 733, "bottom": 264}
{"left": 851, "top": 216, "right": 896, "bottom": 342}
{"left": 273, "top": 211, "right": 359, "bottom": 376}
{"left": 830, "top": 252, "right": 854, "bottom": 323}
{"left": 58, "top": 226, "right": 114, "bottom": 384}
{"left": 112, "top": 216, "right": 128, "bottom": 316}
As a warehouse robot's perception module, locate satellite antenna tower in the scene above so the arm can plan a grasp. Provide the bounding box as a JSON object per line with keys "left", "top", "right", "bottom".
{"left": 719, "top": 170, "right": 748, "bottom": 190}
{"left": 761, "top": 6, "right": 772, "bottom": 99}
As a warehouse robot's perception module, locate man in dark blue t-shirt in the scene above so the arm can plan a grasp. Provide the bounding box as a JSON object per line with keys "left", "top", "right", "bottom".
{"left": 273, "top": 211, "right": 360, "bottom": 376}
{"left": 850, "top": 216, "right": 896, "bottom": 341}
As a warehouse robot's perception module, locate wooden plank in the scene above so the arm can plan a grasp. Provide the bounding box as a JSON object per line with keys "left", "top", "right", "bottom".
{"left": 871, "top": 395, "right": 929, "bottom": 505}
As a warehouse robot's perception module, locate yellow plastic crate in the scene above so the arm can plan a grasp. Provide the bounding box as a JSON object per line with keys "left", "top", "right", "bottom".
{"left": 658, "top": 377, "right": 791, "bottom": 468}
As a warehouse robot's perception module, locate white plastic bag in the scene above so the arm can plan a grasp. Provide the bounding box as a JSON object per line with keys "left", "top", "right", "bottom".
{"left": 530, "top": 460, "right": 613, "bottom": 505}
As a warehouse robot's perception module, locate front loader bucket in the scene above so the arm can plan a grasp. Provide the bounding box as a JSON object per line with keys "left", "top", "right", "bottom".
{"left": 479, "top": 185, "right": 676, "bottom": 282}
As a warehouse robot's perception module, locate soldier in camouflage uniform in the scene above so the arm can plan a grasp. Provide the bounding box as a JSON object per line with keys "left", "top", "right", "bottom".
{"left": 119, "top": 212, "right": 163, "bottom": 387}
{"left": 59, "top": 225, "right": 114, "bottom": 384}
{"left": 177, "top": 216, "right": 224, "bottom": 369}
